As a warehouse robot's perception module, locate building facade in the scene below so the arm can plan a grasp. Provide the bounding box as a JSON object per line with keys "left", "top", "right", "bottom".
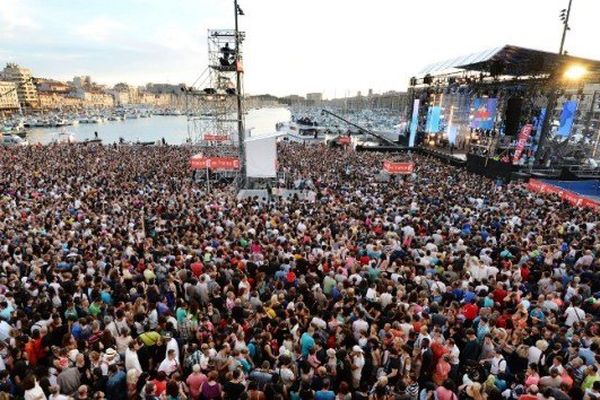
{"left": 306, "top": 92, "right": 323, "bottom": 103}
{"left": 38, "top": 92, "right": 83, "bottom": 110}
{"left": 1, "top": 63, "right": 39, "bottom": 110}
{"left": 0, "top": 81, "right": 20, "bottom": 116}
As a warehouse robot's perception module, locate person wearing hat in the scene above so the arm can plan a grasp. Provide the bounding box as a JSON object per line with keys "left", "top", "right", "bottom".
{"left": 103, "top": 348, "right": 120, "bottom": 367}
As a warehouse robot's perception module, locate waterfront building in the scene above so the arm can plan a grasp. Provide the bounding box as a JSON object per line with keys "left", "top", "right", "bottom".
{"left": 35, "top": 78, "right": 71, "bottom": 94}
{"left": 38, "top": 92, "right": 83, "bottom": 110}
{"left": 306, "top": 92, "right": 323, "bottom": 103}
{"left": 1, "top": 63, "right": 40, "bottom": 111}
{"left": 71, "top": 88, "right": 114, "bottom": 108}
{"left": 0, "top": 81, "right": 20, "bottom": 116}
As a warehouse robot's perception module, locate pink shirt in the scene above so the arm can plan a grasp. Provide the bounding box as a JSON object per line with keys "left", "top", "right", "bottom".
{"left": 186, "top": 373, "right": 208, "bottom": 400}
{"left": 525, "top": 374, "right": 540, "bottom": 387}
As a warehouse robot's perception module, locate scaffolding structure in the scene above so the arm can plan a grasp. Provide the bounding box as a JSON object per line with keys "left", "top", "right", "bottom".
{"left": 186, "top": 28, "right": 245, "bottom": 146}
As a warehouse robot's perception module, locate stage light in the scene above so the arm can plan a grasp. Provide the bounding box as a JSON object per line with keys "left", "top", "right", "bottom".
{"left": 564, "top": 65, "right": 587, "bottom": 81}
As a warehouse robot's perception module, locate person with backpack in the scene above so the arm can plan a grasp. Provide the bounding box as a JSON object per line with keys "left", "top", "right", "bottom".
{"left": 488, "top": 347, "right": 508, "bottom": 376}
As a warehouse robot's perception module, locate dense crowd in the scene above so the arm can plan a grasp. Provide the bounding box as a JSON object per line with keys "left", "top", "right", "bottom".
{"left": 0, "top": 142, "right": 598, "bottom": 400}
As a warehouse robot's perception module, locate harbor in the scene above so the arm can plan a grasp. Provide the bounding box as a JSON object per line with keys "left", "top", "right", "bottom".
{"left": 9, "top": 107, "right": 291, "bottom": 145}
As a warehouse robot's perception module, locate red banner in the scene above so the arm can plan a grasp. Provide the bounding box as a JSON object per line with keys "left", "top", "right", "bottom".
{"left": 337, "top": 136, "right": 351, "bottom": 145}
{"left": 512, "top": 124, "right": 533, "bottom": 164}
{"left": 190, "top": 155, "right": 240, "bottom": 171}
{"left": 527, "top": 179, "right": 599, "bottom": 209}
{"left": 203, "top": 134, "right": 229, "bottom": 142}
{"left": 383, "top": 161, "right": 415, "bottom": 175}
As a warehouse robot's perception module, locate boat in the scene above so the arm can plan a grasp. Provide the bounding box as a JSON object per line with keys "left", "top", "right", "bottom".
{"left": 81, "top": 138, "right": 102, "bottom": 145}
{"left": 2, "top": 134, "right": 29, "bottom": 146}
{"left": 52, "top": 130, "right": 77, "bottom": 144}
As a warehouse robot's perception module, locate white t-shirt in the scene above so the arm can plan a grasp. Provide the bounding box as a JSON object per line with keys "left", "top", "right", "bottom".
{"left": 564, "top": 306, "right": 585, "bottom": 327}
{"left": 490, "top": 355, "right": 507, "bottom": 375}
{"left": 158, "top": 357, "right": 179, "bottom": 376}
{"left": 125, "top": 348, "right": 142, "bottom": 373}
{"left": 24, "top": 383, "right": 47, "bottom": 400}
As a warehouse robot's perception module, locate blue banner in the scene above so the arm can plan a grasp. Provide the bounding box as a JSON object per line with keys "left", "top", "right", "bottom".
{"left": 557, "top": 100, "right": 577, "bottom": 137}
{"left": 409, "top": 99, "right": 419, "bottom": 147}
{"left": 426, "top": 106, "right": 441, "bottom": 133}
{"left": 470, "top": 98, "right": 498, "bottom": 130}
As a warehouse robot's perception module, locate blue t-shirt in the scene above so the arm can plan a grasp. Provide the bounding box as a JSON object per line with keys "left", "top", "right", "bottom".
{"left": 315, "top": 390, "right": 335, "bottom": 400}
{"left": 300, "top": 332, "right": 315, "bottom": 357}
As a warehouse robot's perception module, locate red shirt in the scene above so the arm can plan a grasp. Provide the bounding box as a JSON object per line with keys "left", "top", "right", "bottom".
{"left": 463, "top": 303, "right": 479, "bottom": 320}
{"left": 493, "top": 288, "right": 508, "bottom": 304}
{"left": 518, "top": 395, "right": 538, "bottom": 400}
{"left": 151, "top": 379, "right": 167, "bottom": 395}
{"left": 520, "top": 266, "right": 530, "bottom": 281}
{"left": 190, "top": 262, "right": 204, "bottom": 277}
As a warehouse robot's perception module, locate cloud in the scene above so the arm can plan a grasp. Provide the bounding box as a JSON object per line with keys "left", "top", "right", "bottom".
{"left": 73, "top": 16, "right": 128, "bottom": 43}
{"left": 0, "top": 0, "right": 40, "bottom": 38}
{"left": 150, "top": 23, "right": 205, "bottom": 54}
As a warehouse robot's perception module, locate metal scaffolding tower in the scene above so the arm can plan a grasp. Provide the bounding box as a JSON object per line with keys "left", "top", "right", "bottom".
{"left": 184, "top": 0, "right": 247, "bottom": 187}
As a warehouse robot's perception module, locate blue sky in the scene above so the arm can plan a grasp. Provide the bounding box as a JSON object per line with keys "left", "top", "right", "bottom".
{"left": 2, "top": 0, "right": 600, "bottom": 97}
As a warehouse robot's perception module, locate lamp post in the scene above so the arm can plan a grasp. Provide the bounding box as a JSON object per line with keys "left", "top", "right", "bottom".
{"left": 559, "top": 0, "right": 573, "bottom": 55}
{"left": 234, "top": 0, "right": 246, "bottom": 189}
{"left": 534, "top": 0, "right": 575, "bottom": 165}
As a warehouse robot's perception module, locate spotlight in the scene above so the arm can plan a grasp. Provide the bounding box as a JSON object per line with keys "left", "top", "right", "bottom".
{"left": 564, "top": 65, "right": 587, "bottom": 81}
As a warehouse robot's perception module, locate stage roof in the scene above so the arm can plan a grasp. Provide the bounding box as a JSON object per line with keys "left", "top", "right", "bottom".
{"left": 418, "top": 45, "right": 600, "bottom": 77}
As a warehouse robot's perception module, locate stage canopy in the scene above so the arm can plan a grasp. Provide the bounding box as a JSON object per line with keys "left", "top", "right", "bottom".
{"left": 418, "top": 45, "right": 600, "bottom": 77}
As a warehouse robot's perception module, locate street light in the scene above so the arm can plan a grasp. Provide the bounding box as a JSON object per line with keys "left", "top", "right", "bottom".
{"left": 563, "top": 64, "right": 587, "bottom": 81}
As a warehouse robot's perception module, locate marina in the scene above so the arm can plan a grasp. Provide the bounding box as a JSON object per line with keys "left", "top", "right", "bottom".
{"left": 11, "top": 107, "right": 291, "bottom": 145}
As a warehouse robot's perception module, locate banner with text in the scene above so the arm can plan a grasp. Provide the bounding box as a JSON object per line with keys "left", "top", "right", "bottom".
{"left": 190, "top": 156, "right": 240, "bottom": 170}
{"left": 203, "top": 134, "right": 230, "bottom": 142}
{"left": 512, "top": 124, "right": 533, "bottom": 164}
{"left": 383, "top": 161, "right": 415, "bottom": 175}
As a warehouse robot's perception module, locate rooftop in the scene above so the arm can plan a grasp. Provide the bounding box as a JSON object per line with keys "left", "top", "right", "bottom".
{"left": 418, "top": 45, "right": 600, "bottom": 77}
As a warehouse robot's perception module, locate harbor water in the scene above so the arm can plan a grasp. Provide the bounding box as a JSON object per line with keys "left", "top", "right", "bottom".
{"left": 24, "top": 107, "right": 291, "bottom": 145}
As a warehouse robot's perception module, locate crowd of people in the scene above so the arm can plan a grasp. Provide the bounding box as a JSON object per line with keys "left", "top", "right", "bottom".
{"left": 0, "top": 142, "right": 598, "bottom": 400}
